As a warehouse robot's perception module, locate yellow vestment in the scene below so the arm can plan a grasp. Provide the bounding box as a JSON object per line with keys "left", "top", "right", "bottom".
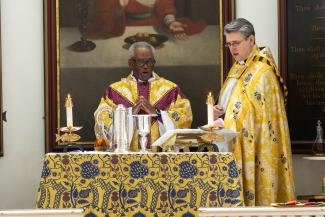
{"left": 94, "top": 73, "right": 192, "bottom": 151}
{"left": 220, "top": 46, "right": 295, "bottom": 206}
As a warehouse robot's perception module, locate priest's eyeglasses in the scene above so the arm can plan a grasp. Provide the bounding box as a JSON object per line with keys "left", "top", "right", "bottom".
{"left": 225, "top": 39, "right": 244, "bottom": 48}
{"left": 132, "top": 59, "right": 156, "bottom": 67}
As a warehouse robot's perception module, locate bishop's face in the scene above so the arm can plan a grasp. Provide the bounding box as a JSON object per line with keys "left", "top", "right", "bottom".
{"left": 225, "top": 31, "right": 255, "bottom": 62}
{"left": 129, "top": 47, "right": 155, "bottom": 82}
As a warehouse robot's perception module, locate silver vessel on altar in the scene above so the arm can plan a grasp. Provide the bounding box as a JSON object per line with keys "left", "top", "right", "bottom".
{"left": 133, "top": 114, "right": 157, "bottom": 153}
{"left": 113, "top": 104, "right": 131, "bottom": 153}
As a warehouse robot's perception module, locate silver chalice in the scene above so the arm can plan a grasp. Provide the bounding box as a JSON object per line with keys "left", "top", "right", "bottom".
{"left": 133, "top": 114, "right": 157, "bottom": 153}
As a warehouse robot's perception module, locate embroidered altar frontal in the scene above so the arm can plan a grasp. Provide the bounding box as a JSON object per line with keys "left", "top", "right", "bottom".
{"left": 36, "top": 153, "right": 243, "bottom": 217}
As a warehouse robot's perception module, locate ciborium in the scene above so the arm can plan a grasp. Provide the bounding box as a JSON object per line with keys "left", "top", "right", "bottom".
{"left": 133, "top": 114, "right": 157, "bottom": 153}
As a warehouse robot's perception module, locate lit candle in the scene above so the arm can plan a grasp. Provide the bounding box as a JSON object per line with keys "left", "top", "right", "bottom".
{"left": 65, "top": 94, "right": 73, "bottom": 128}
{"left": 207, "top": 92, "right": 215, "bottom": 125}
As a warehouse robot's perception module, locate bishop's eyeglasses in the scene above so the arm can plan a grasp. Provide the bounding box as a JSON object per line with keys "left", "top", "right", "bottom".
{"left": 132, "top": 58, "right": 156, "bottom": 67}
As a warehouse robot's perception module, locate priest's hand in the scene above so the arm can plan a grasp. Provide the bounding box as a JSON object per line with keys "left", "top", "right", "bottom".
{"left": 139, "top": 96, "right": 156, "bottom": 114}
{"left": 213, "top": 105, "right": 224, "bottom": 119}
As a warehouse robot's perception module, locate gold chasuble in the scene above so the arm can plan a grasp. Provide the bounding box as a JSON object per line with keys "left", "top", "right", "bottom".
{"left": 220, "top": 46, "right": 295, "bottom": 206}
{"left": 94, "top": 72, "right": 192, "bottom": 151}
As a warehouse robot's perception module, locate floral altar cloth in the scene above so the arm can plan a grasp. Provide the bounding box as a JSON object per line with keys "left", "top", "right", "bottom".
{"left": 36, "top": 152, "right": 243, "bottom": 217}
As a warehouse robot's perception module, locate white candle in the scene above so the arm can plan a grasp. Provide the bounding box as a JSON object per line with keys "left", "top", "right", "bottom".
{"left": 207, "top": 92, "right": 214, "bottom": 125}
{"left": 65, "top": 94, "right": 73, "bottom": 127}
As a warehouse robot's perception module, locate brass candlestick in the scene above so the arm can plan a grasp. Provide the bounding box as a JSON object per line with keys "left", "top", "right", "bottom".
{"left": 56, "top": 126, "right": 83, "bottom": 143}
{"left": 56, "top": 94, "right": 83, "bottom": 143}
{"left": 198, "top": 126, "right": 223, "bottom": 152}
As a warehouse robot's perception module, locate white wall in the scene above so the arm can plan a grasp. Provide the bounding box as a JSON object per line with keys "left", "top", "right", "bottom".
{"left": 236, "top": 0, "right": 279, "bottom": 65}
{"left": 236, "top": 0, "right": 325, "bottom": 197}
{"left": 0, "top": 0, "right": 44, "bottom": 208}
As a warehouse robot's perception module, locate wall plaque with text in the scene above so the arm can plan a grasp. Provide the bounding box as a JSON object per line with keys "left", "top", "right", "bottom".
{"left": 280, "top": 0, "right": 325, "bottom": 153}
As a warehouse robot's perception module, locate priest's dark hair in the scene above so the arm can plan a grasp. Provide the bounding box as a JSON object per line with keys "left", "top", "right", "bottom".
{"left": 224, "top": 18, "right": 255, "bottom": 39}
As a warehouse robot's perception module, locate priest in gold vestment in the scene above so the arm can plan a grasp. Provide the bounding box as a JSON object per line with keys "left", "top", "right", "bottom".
{"left": 214, "top": 18, "right": 295, "bottom": 206}
{"left": 94, "top": 41, "right": 192, "bottom": 151}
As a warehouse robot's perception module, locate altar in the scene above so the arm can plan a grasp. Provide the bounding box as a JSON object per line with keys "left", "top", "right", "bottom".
{"left": 36, "top": 152, "right": 243, "bottom": 217}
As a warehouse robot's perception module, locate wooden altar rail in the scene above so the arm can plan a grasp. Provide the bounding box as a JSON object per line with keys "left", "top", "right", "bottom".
{"left": 0, "top": 209, "right": 84, "bottom": 217}
{"left": 199, "top": 206, "right": 325, "bottom": 217}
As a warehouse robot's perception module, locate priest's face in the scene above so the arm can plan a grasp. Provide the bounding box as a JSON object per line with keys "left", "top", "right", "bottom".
{"left": 129, "top": 47, "right": 155, "bottom": 81}
{"left": 225, "top": 31, "right": 255, "bottom": 62}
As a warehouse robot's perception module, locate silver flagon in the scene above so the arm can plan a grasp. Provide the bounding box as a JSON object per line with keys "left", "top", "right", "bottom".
{"left": 113, "top": 104, "right": 130, "bottom": 153}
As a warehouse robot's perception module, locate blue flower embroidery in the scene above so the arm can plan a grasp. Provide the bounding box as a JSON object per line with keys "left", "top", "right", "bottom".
{"left": 228, "top": 160, "right": 239, "bottom": 178}
{"left": 79, "top": 189, "right": 90, "bottom": 198}
{"left": 80, "top": 161, "right": 100, "bottom": 179}
{"left": 177, "top": 189, "right": 188, "bottom": 198}
{"left": 41, "top": 162, "right": 51, "bottom": 177}
{"left": 219, "top": 188, "right": 225, "bottom": 197}
{"left": 254, "top": 91, "right": 262, "bottom": 100}
{"left": 179, "top": 161, "right": 198, "bottom": 179}
{"left": 182, "top": 212, "right": 195, "bottom": 217}
{"left": 133, "top": 212, "right": 145, "bottom": 217}
{"left": 85, "top": 212, "right": 97, "bottom": 217}
{"left": 172, "top": 112, "right": 180, "bottom": 121}
{"left": 128, "top": 189, "right": 138, "bottom": 198}
{"left": 130, "top": 161, "right": 149, "bottom": 179}
{"left": 226, "top": 189, "right": 240, "bottom": 198}
{"left": 242, "top": 128, "right": 248, "bottom": 137}
{"left": 246, "top": 191, "right": 255, "bottom": 200}
{"left": 244, "top": 73, "right": 252, "bottom": 82}
{"left": 225, "top": 198, "right": 241, "bottom": 204}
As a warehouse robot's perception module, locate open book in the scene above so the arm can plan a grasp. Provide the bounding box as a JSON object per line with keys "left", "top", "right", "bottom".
{"left": 152, "top": 128, "right": 238, "bottom": 151}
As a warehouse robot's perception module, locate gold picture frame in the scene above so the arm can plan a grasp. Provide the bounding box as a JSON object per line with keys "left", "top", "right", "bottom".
{"left": 44, "top": 0, "right": 235, "bottom": 152}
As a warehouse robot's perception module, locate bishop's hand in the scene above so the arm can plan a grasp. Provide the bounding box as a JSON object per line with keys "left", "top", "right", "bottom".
{"left": 132, "top": 99, "right": 142, "bottom": 114}
{"left": 140, "top": 96, "right": 156, "bottom": 114}
{"left": 132, "top": 96, "right": 156, "bottom": 115}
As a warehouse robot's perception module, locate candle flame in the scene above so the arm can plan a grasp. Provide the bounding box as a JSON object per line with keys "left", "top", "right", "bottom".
{"left": 65, "top": 94, "right": 73, "bottom": 107}
{"left": 207, "top": 92, "right": 214, "bottom": 105}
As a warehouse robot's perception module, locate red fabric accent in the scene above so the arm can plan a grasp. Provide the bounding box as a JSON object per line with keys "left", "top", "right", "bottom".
{"left": 154, "top": 0, "right": 177, "bottom": 22}
{"left": 137, "top": 81, "right": 150, "bottom": 99}
{"left": 86, "top": 0, "right": 206, "bottom": 39}
{"left": 154, "top": 86, "right": 179, "bottom": 110}
{"left": 124, "top": 0, "right": 176, "bottom": 26}
{"left": 86, "top": 0, "right": 126, "bottom": 38}
{"left": 105, "top": 86, "right": 134, "bottom": 108}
